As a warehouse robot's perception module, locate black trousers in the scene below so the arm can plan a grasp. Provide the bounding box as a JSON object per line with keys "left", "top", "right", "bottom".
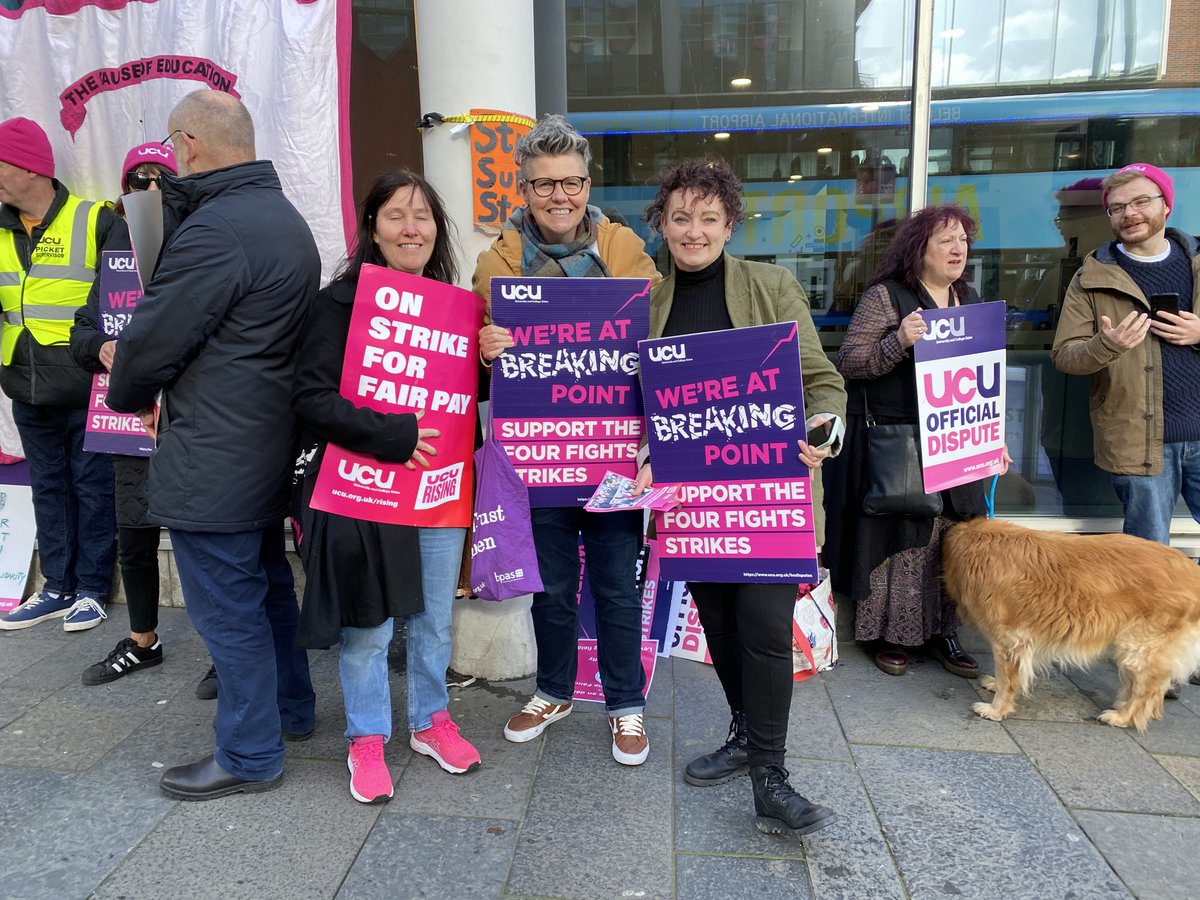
{"left": 689, "top": 581, "right": 797, "bottom": 767}
{"left": 118, "top": 525, "right": 160, "bottom": 634}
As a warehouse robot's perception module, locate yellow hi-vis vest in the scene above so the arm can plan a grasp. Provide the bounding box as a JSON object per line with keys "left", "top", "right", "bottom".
{"left": 0, "top": 195, "right": 101, "bottom": 366}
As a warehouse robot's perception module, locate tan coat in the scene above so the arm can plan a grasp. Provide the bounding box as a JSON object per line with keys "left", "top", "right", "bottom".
{"left": 1051, "top": 231, "right": 1200, "bottom": 475}
{"left": 648, "top": 254, "right": 847, "bottom": 545}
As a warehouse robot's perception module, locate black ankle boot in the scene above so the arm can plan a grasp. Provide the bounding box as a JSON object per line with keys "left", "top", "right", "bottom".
{"left": 684, "top": 711, "right": 749, "bottom": 786}
{"left": 749, "top": 764, "right": 836, "bottom": 836}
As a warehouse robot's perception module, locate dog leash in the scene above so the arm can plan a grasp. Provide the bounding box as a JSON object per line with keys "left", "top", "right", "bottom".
{"left": 985, "top": 474, "right": 998, "bottom": 519}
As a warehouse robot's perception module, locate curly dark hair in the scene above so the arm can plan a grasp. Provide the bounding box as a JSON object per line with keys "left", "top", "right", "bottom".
{"left": 644, "top": 157, "right": 745, "bottom": 232}
{"left": 869, "top": 204, "right": 976, "bottom": 297}
{"left": 338, "top": 168, "right": 458, "bottom": 286}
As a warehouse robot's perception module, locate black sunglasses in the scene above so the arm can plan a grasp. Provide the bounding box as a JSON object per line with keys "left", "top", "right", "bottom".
{"left": 126, "top": 171, "right": 162, "bottom": 192}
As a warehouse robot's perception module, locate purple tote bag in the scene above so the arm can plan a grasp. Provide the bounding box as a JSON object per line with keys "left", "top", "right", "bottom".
{"left": 469, "top": 425, "right": 544, "bottom": 601}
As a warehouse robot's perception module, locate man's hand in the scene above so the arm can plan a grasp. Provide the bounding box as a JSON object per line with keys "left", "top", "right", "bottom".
{"left": 137, "top": 406, "right": 157, "bottom": 439}
{"left": 99, "top": 340, "right": 117, "bottom": 371}
{"left": 479, "top": 324, "right": 514, "bottom": 362}
{"left": 404, "top": 408, "right": 440, "bottom": 470}
{"left": 1100, "top": 311, "right": 1151, "bottom": 350}
{"left": 1149, "top": 309, "right": 1200, "bottom": 347}
{"left": 634, "top": 462, "right": 653, "bottom": 495}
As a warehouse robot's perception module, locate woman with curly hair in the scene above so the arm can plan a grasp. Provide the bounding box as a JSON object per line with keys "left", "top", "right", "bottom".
{"left": 824, "top": 204, "right": 1007, "bottom": 680}
{"left": 636, "top": 157, "right": 845, "bottom": 837}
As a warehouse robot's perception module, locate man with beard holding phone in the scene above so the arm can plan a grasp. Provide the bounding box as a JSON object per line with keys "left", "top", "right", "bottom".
{"left": 1052, "top": 163, "right": 1200, "bottom": 548}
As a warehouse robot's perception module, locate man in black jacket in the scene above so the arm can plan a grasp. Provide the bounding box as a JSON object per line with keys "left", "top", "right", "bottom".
{"left": 107, "top": 90, "right": 318, "bottom": 800}
{"left": 0, "top": 116, "right": 121, "bottom": 633}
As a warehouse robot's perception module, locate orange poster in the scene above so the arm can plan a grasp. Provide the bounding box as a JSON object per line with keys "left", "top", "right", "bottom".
{"left": 470, "top": 109, "right": 534, "bottom": 231}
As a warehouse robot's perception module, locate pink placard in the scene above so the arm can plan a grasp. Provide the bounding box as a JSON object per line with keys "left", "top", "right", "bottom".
{"left": 309, "top": 265, "right": 483, "bottom": 527}
{"left": 573, "top": 639, "right": 658, "bottom": 703}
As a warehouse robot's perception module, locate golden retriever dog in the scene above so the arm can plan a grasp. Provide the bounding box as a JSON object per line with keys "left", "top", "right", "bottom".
{"left": 942, "top": 518, "right": 1200, "bottom": 732}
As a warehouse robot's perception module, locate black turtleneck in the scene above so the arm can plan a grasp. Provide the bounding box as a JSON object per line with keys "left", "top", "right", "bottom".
{"left": 663, "top": 255, "right": 733, "bottom": 337}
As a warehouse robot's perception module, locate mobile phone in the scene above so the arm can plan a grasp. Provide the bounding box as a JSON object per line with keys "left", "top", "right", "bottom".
{"left": 1149, "top": 293, "right": 1180, "bottom": 321}
{"left": 806, "top": 420, "right": 833, "bottom": 448}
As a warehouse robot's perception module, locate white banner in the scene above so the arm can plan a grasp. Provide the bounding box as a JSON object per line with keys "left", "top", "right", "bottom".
{"left": 0, "top": 0, "right": 351, "bottom": 280}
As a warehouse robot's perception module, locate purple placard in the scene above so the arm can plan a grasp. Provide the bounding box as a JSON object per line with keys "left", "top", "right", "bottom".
{"left": 490, "top": 277, "right": 651, "bottom": 507}
{"left": 913, "top": 301, "right": 1007, "bottom": 492}
{"left": 640, "top": 322, "right": 818, "bottom": 583}
{"left": 83, "top": 251, "right": 153, "bottom": 456}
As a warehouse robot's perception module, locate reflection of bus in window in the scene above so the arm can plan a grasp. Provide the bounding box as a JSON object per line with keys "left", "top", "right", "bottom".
{"left": 573, "top": 87, "right": 1200, "bottom": 331}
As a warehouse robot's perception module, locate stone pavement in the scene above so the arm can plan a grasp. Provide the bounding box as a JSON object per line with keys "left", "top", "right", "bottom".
{"left": 1, "top": 604, "right": 1199, "bottom": 900}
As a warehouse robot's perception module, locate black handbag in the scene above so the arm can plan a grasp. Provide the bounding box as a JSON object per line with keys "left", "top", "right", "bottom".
{"left": 861, "top": 391, "right": 943, "bottom": 518}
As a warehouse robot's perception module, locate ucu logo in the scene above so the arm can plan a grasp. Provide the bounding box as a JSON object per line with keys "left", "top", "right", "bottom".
{"left": 337, "top": 459, "right": 395, "bottom": 489}
{"left": 135, "top": 146, "right": 172, "bottom": 162}
{"left": 107, "top": 257, "right": 137, "bottom": 271}
{"left": 500, "top": 283, "right": 541, "bottom": 301}
{"left": 647, "top": 343, "right": 687, "bottom": 363}
{"left": 923, "top": 362, "right": 1002, "bottom": 408}
{"left": 921, "top": 317, "right": 965, "bottom": 341}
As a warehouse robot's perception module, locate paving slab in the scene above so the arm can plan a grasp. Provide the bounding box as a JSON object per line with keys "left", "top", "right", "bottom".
{"left": 1156, "top": 755, "right": 1200, "bottom": 803}
{"left": 338, "top": 814, "right": 518, "bottom": 900}
{"left": 0, "top": 636, "right": 58, "bottom": 680}
{"left": 1003, "top": 720, "right": 1200, "bottom": 814}
{"left": 0, "top": 766, "right": 74, "bottom": 836}
{"left": 827, "top": 643, "right": 1020, "bottom": 754}
{"left": 93, "top": 757, "right": 380, "bottom": 900}
{"left": 967, "top": 658, "right": 1104, "bottom": 723}
{"left": 506, "top": 711, "right": 673, "bottom": 900}
{"left": 854, "top": 745, "right": 1131, "bottom": 899}
{"left": 0, "top": 696, "right": 143, "bottom": 772}
{"left": 1065, "top": 666, "right": 1200, "bottom": 757}
{"left": 1074, "top": 810, "right": 1200, "bottom": 900}
{"left": 676, "top": 854, "right": 813, "bottom": 900}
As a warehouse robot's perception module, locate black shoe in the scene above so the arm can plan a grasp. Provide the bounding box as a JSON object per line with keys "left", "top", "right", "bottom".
{"left": 750, "top": 764, "right": 837, "bottom": 836}
{"left": 195, "top": 665, "right": 218, "bottom": 700}
{"left": 283, "top": 723, "right": 315, "bottom": 742}
{"left": 685, "top": 711, "right": 749, "bottom": 786}
{"left": 160, "top": 753, "right": 282, "bottom": 801}
{"left": 81, "top": 637, "right": 163, "bottom": 686}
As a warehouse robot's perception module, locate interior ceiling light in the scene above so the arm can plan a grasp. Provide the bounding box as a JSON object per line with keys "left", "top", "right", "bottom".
{"left": 730, "top": 76, "right": 752, "bottom": 88}
{"left": 751, "top": 212, "right": 763, "bottom": 218}
{"left": 861, "top": 104, "right": 879, "bottom": 112}
{"left": 788, "top": 174, "right": 803, "bottom": 181}
{"left": 714, "top": 131, "right": 731, "bottom": 140}
{"left": 817, "top": 147, "right": 833, "bottom": 154}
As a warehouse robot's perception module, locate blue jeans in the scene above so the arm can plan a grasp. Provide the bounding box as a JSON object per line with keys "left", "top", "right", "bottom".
{"left": 530, "top": 507, "right": 645, "bottom": 714}
{"left": 1111, "top": 441, "right": 1200, "bottom": 545}
{"left": 11, "top": 402, "right": 115, "bottom": 595}
{"left": 170, "top": 524, "right": 316, "bottom": 780}
{"left": 339, "top": 526, "right": 466, "bottom": 740}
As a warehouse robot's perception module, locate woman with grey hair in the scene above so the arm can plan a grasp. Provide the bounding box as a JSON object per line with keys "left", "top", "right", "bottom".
{"left": 473, "top": 113, "right": 660, "bottom": 766}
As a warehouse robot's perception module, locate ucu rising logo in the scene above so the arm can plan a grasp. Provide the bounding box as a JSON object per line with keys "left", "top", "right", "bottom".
{"left": 647, "top": 343, "right": 687, "bottom": 363}
{"left": 135, "top": 145, "right": 172, "bottom": 162}
{"left": 337, "top": 459, "right": 395, "bottom": 489}
{"left": 107, "top": 257, "right": 137, "bottom": 271}
{"left": 921, "top": 317, "right": 965, "bottom": 341}
{"left": 415, "top": 462, "right": 464, "bottom": 510}
{"left": 500, "top": 283, "right": 542, "bottom": 301}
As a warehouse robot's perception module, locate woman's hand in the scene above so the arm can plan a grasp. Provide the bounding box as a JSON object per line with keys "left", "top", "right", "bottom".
{"left": 99, "top": 340, "right": 117, "bottom": 371}
{"left": 896, "top": 310, "right": 927, "bottom": 349}
{"left": 1000, "top": 448, "right": 1012, "bottom": 476}
{"left": 137, "top": 406, "right": 156, "bottom": 439}
{"left": 404, "top": 409, "right": 441, "bottom": 470}
{"left": 796, "top": 439, "right": 832, "bottom": 470}
{"left": 634, "top": 462, "right": 653, "bottom": 494}
{"left": 479, "top": 324, "right": 514, "bottom": 362}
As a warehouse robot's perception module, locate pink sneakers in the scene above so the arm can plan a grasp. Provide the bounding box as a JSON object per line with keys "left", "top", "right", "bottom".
{"left": 347, "top": 734, "right": 393, "bottom": 804}
{"left": 410, "top": 710, "right": 481, "bottom": 774}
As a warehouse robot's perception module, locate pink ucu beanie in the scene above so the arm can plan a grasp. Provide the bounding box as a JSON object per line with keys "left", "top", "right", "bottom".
{"left": 120, "top": 141, "right": 177, "bottom": 192}
{"left": 0, "top": 117, "right": 55, "bottom": 179}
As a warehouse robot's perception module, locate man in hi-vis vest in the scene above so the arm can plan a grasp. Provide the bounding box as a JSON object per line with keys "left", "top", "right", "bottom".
{"left": 0, "top": 117, "right": 124, "bottom": 632}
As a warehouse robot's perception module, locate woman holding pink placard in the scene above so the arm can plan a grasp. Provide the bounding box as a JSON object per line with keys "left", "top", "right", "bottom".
{"left": 824, "top": 204, "right": 1007, "bottom": 680}
{"left": 636, "top": 157, "right": 846, "bottom": 838}
{"left": 291, "top": 169, "right": 480, "bottom": 805}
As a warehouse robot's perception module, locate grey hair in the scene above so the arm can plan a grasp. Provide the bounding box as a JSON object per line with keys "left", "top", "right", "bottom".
{"left": 515, "top": 113, "right": 592, "bottom": 179}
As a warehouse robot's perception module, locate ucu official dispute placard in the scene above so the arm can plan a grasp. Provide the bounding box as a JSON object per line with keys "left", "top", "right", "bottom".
{"left": 490, "top": 277, "right": 651, "bottom": 507}
{"left": 309, "top": 265, "right": 483, "bottom": 527}
{"left": 83, "top": 251, "right": 153, "bottom": 457}
{"left": 640, "top": 323, "right": 818, "bottom": 583}
{"left": 913, "top": 301, "right": 1007, "bottom": 492}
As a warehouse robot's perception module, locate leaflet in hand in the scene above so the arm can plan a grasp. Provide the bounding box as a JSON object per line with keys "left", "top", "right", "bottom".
{"left": 584, "top": 471, "right": 681, "bottom": 512}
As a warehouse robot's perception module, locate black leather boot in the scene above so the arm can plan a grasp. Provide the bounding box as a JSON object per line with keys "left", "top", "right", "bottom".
{"left": 684, "top": 711, "right": 749, "bottom": 786}
{"left": 749, "top": 764, "right": 837, "bottom": 836}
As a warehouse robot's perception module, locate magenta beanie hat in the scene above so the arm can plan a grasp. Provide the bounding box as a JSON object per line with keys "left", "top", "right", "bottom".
{"left": 1103, "top": 163, "right": 1174, "bottom": 218}
{"left": 0, "top": 117, "right": 54, "bottom": 179}
{"left": 121, "top": 141, "right": 177, "bottom": 192}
